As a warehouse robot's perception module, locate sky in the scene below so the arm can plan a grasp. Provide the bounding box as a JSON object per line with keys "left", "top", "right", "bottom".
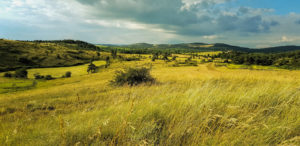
{"left": 1, "top": 0, "right": 300, "bottom": 48}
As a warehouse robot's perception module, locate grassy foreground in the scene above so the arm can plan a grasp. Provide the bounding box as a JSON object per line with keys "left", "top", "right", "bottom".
{"left": 0, "top": 59, "right": 299, "bottom": 145}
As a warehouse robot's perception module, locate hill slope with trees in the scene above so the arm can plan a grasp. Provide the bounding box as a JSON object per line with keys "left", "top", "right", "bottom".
{"left": 103, "top": 43, "right": 300, "bottom": 53}
{"left": 0, "top": 39, "right": 102, "bottom": 72}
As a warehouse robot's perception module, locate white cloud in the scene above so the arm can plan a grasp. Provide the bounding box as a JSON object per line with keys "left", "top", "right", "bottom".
{"left": 278, "top": 36, "right": 296, "bottom": 43}
{"left": 84, "top": 19, "right": 171, "bottom": 33}
{"left": 281, "top": 36, "right": 292, "bottom": 42}
{"left": 203, "top": 35, "right": 219, "bottom": 39}
{"left": 181, "top": 0, "right": 230, "bottom": 10}
{"left": 11, "top": 0, "right": 24, "bottom": 7}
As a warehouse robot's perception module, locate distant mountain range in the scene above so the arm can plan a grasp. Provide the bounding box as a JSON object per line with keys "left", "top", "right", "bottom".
{"left": 102, "top": 42, "right": 300, "bottom": 53}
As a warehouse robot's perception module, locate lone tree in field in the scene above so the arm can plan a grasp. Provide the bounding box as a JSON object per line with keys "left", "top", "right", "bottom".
{"left": 152, "top": 53, "right": 159, "bottom": 62}
{"left": 105, "top": 56, "right": 110, "bottom": 68}
{"left": 111, "top": 49, "right": 117, "bottom": 59}
{"left": 162, "top": 52, "right": 170, "bottom": 61}
{"left": 172, "top": 56, "right": 177, "bottom": 61}
{"left": 87, "top": 62, "right": 97, "bottom": 74}
{"left": 15, "top": 68, "right": 28, "bottom": 78}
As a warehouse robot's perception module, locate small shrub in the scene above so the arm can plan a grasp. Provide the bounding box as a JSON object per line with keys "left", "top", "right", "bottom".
{"left": 45, "top": 75, "right": 53, "bottom": 80}
{"left": 172, "top": 56, "right": 177, "bottom": 61}
{"left": 5, "top": 107, "right": 16, "bottom": 114}
{"left": 151, "top": 56, "right": 156, "bottom": 62}
{"left": 111, "top": 67, "right": 155, "bottom": 86}
{"left": 34, "top": 73, "right": 44, "bottom": 79}
{"left": 15, "top": 68, "right": 28, "bottom": 78}
{"left": 65, "top": 71, "right": 72, "bottom": 78}
{"left": 185, "top": 60, "right": 198, "bottom": 66}
{"left": 172, "top": 61, "right": 180, "bottom": 67}
{"left": 87, "top": 62, "right": 97, "bottom": 73}
{"left": 200, "top": 59, "right": 206, "bottom": 64}
{"left": 47, "top": 106, "right": 55, "bottom": 111}
{"left": 4, "top": 72, "right": 13, "bottom": 78}
{"left": 186, "top": 57, "right": 192, "bottom": 62}
{"left": 123, "top": 57, "right": 140, "bottom": 61}
{"left": 32, "top": 80, "right": 38, "bottom": 87}
{"left": 223, "top": 59, "right": 229, "bottom": 63}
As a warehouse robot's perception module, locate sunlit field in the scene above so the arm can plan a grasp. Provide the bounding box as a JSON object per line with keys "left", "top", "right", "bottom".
{"left": 0, "top": 54, "right": 299, "bottom": 145}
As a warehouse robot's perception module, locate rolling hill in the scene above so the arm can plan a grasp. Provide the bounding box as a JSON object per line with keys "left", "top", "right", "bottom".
{"left": 0, "top": 39, "right": 102, "bottom": 72}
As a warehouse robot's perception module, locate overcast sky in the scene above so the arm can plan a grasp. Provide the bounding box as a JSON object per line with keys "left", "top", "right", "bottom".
{"left": 1, "top": 0, "right": 300, "bottom": 48}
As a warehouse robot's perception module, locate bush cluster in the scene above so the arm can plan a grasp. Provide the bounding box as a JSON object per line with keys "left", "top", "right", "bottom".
{"left": 34, "top": 73, "right": 54, "bottom": 80}
{"left": 34, "top": 73, "right": 44, "bottom": 79}
{"left": 111, "top": 67, "right": 155, "bottom": 86}
{"left": 45, "top": 75, "right": 53, "bottom": 80}
{"left": 4, "top": 72, "right": 13, "bottom": 78}
{"left": 62, "top": 71, "right": 72, "bottom": 78}
{"left": 3, "top": 68, "right": 28, "bottom": 78}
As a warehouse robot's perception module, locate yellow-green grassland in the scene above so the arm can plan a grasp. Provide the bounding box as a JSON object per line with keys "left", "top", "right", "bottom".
{"left": 0, "top": 52, "right": 299, "bottom": 146}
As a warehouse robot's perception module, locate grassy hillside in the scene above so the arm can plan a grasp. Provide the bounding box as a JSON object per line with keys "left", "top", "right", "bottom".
{"left": 0, "top": 54, "right": 299, "bottom": 145}
{"left": 0, "top": 39, "right": 102, "bottom": 72}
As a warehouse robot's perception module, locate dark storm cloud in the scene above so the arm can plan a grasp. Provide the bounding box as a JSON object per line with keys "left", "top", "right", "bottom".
{"left": 75, "top": 0, "right": 279, "bottom": 36}
{"left": 78, "top": 0, "right": 199, "bottom": 26}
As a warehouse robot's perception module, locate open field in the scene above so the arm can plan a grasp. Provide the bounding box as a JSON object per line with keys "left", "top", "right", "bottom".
{"left": 0, "top": 54, "right": 299, "bottom": 145}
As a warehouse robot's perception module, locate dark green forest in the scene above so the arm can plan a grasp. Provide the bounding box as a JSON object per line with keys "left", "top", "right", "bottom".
{"left": 215, "top": 51, "right": 300, "bottom": 69}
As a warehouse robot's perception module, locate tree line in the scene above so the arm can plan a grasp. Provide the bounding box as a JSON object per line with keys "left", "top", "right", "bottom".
{"left": 214, "top": 51, "right": 300, "bottom": 69}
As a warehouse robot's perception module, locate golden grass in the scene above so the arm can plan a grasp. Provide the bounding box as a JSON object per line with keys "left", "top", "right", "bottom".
{"left": 199, "top": 45, "right": 214, "bottom": 48}
{"left": 0, "top": 57, "right": 299, "bottom": 145}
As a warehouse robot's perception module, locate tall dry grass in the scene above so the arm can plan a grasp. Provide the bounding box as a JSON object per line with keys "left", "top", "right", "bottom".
{"left": 0, "top": 60, "right": 299, "bottom": 145}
